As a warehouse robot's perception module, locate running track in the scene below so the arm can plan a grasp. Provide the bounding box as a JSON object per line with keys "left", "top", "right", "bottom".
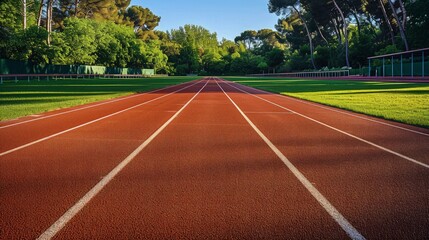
{"left": 1, "top": 78, "right": 428, "bottom": 239}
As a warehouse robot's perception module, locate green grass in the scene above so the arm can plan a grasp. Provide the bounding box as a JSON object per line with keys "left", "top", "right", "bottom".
{"left": 0, "top": 76, "right": 200, "bottom": 120}
{"left": 224, "top": 77, "right": 429, "bottom": 128}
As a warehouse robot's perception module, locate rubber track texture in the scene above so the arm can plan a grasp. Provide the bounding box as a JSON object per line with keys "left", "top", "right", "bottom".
{"left": 1, "top": 78, "right": 428, "bottom": 239}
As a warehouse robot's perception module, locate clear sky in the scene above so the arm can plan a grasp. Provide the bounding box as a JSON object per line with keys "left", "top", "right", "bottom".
{"left": 130, "top": 0, "right": 280, "bottom": 41}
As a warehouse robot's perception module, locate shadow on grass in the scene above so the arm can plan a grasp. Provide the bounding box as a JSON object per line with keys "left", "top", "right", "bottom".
{"left": 0, "top": 78, "right": 193, "bottom": 106}
{"left": 332, "top": 89, "right": 429, "bottom": 95}
{"left": 0, "top": 77, "right": 202, "bottom": 120}
{"left": 230, "top": 78, "right": 429, "bottom": 94}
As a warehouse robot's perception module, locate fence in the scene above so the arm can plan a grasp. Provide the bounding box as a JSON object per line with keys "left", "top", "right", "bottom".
{"left": 249, "top": 70, "right": 350, "bottom": 78}
{"left": 370, "top": 61, "right": 429, "bottom": 77}
{"left": 0, "top": 73, "right": 157, "bottom": 84}
{"left": 0, "top": 59, "right": 154, "bottom": 76}
{"left": 368, "top": 48, "right": 429, "bottom": 77}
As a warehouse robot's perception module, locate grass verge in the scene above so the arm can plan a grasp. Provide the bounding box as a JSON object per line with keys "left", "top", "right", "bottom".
{"left": 0, "top": 76, "right": 199, "bottom": 120}
{"left": 224, "top": 77, "right": 429, "bottom": 128}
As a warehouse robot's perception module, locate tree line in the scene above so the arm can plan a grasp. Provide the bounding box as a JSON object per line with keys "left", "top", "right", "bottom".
{"left": 268, "top": 0, "right": 428, "bottom": 71}
{"left": 0, "top": 0, "right": 428, "bottom": 75}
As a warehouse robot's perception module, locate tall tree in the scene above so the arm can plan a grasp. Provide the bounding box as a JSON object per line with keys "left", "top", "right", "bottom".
{"left": 22, "top": 0, "right": 27, "bottom": 29}
{"left": 387, "top": 0, "right": 408, "bottom": 50}
{"left": 269, "top": 0, "right": 316, "bottom": 69}
{"left": 234, "top": 30, "right": 257, "bottom": 49}
{"left": 406, "top": 0, "right": 429, "bottom": 49}
{"left": 37, "top": 0, "right": 44, "bottom": 26}
{"left": 0, "top": 0, "right": 22, "bottom": 32}
{"left": 378, "top": 0, "right": 395, "bottom": 45}
{"left": 397, "top": 0, "right": 406, "bottom": 30}
{"left": 46, "top": 0, "right": 53, "bottom": 45}
{"left": 77, "top": 0, "right": 121, "bottom": 22}
{"left": 331, "top": 0, "right": 350, "bottom": 67}
{"left": 124, "top": 6, "right": 160, "bottom": 40}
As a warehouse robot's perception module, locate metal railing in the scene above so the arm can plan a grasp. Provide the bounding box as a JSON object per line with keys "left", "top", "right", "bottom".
{"left": 248, "top": 70, "right": 350, "bottom": 78}
{"left": 0, "top": 73, "right": 152, "bottom": 84}
{"left": 367, "top": 48, "right": 429, "bottom": 77}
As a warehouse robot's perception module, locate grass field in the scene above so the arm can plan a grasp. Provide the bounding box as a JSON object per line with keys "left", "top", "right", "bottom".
{"left": 0, "top": 76, "right": 199, "bottom": 120}
{"left": 225, "top": 77, "right": 429, "bottom": 128}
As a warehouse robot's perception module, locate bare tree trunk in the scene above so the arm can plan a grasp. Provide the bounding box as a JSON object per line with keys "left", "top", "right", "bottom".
{"left": 345, "top": 0, "right": 361, "bottom": 37}
{"left": 379, "top": 0, "right": 395, "bottom": 45}
{"left": 75, "top": 0, "right": 78, "bottom": 16}
{"left": 397, "top": 0, "right": 406, "bottom": 30}
{"left": 22, "top": 0, "right": 27, "bottom": 29}
{"left": 50, "top": 1, "right": 53, "bottom": 29}
{"left": 388, "top": 0, "right": 409, "bottom": 50}
{"left": 37, "top": 0, "right": 44, "bottom": 27}
{"left": 315, "top": 21, "right": 329, "bottom": 45}
{"left": 333, "top": 18, "right": 342, "bottom": 45}
{"left": 292, "top": 6, "right": 316, "bottom": 70}
{"left": 351, "top": 10, "right": 361, "bottom": 37}
{"left": 365, "top": 12, "right": 376, "bottom": 31}
{"left": 46, "top": 0, "right": 53, "bottom": 45}
{"left": 332, "top": 0, "right": 350, "bottom": 67}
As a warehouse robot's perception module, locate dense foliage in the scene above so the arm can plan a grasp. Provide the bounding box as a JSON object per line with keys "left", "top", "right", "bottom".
{"left": 0, "top": 0, "right": 166, "bottom": 71}
{"left": 0, "top": 0, "right": 428, "bottom": 75}
{"left": 268, "top": 0, "right": 429, "bottom": 70}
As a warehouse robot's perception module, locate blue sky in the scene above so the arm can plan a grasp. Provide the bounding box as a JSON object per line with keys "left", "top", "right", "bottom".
{"left": 130, "top": 0, "right": 280, "bottom": 41}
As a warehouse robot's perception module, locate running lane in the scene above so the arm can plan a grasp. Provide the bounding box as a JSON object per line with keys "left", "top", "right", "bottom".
{"left": 51, "top": 80, "right": 352, "bottom": 239}
{"left": 0, "top": 80, "right": 206, "bottom": 239}
{"left": 218, "top": 79, "right": 429, "bottom": 239}
{"left": 224, "top": 79, "right": 429, "bottom": 164}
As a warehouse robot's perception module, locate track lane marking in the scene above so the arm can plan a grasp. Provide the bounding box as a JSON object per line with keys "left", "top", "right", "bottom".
{"left": 244, "top": 112, "right": 294, "bottom": 114}
{"left": 223, "top": 80, "right": 429, "bottom": 169}
{"left": 215, "top": 80, "right": 365, "bottom": 239}
{"left": 37, "top": 80, "right": 209, "bottom": 240}
{"left": 0, "top": 80, "right": 199, "bottom": 129}
{"left": 0, "top": 81, "right": 202, "bottom": 157}
{"left": 231, "top": 81, "right": 429, "bottom": 137}
{"left": 215, "top": 80, "right": 365, "bottom": 240}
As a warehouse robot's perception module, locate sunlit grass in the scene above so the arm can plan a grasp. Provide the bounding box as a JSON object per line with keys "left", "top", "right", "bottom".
{"left": 0, "top": 76, "right": 199, "bottom": 120}
{"left": 224, "top": 77, "right": 429, "bottom": 128}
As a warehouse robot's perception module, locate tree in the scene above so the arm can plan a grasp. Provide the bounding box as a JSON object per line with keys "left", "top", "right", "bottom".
{"left": 53, "top": 17, "right": 97, "bottom": 64}
{"left": 202, "top": 50, "right": 224, "bottom": 75}
{"left": 378, "top": 0, "right": 395, "bottom": 45}
{"left": 266, "top": 48, "right": 285, "bottom": 69}
{"left": 331, "top": 0, "right": 350, "bottom": 67}
{"left": 138, "top": 40, "right": 168, "bottom": 73}
{"left": 234, "top": 30, "right": 257, "bottom": 49}
{"left": 256, "top": 29, "right": 287, "bottom": 52}
{"left": 22, "top": 0, "right": 27, "bottom": 29}
{"left": 387, "top": 0, "right": 408, "bottom": 50}
{"left": 124, "top": 6, "right": 160, "bottom": 40}
{"left": 46, "top": 0, "right": 53, "bottom": 45}
{"left": 76, "top": 0, "right": 121, "bottom": 22}
{"left": 230, "top": 52, "right": 267, "bottom": 75}
{"left": 1, "top": 0, "right": 23, "bottom": 32}
{"left": 406, "top": 0, "right": 429, "bottom": 49}
{"left": 7, "top": 26, "right": 50, "bottom": 64}
{"left": 169, "top": 25, "right": 219, "bottom": 74}
{"left": 269, "top": 0, "right": 316, "bottom": 69}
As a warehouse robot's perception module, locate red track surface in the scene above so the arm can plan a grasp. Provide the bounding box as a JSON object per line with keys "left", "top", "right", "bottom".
{"left": 1, "top": 78, "right": 428, "bottom": 239}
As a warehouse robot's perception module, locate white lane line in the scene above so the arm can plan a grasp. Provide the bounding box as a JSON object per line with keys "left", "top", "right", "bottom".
{"left": 223, "top": 80, "right": 429, "bottom": 169}
{"left": 244, "top": 112, "right": 294, "bottom": 114}
{"left": 0, "top": 81, "right": 202, "bottom": 157}
{"left": 37, "top": 80, "right": 209, "bottom": 240}
{"left": 231, "top": 81, "right": 429, "bottom": 137}
{"left": 0, "top": 80, "right": 198, "bottom": 130}
{"left": 215, "top": 80, "right": 365, "bottom": 240}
